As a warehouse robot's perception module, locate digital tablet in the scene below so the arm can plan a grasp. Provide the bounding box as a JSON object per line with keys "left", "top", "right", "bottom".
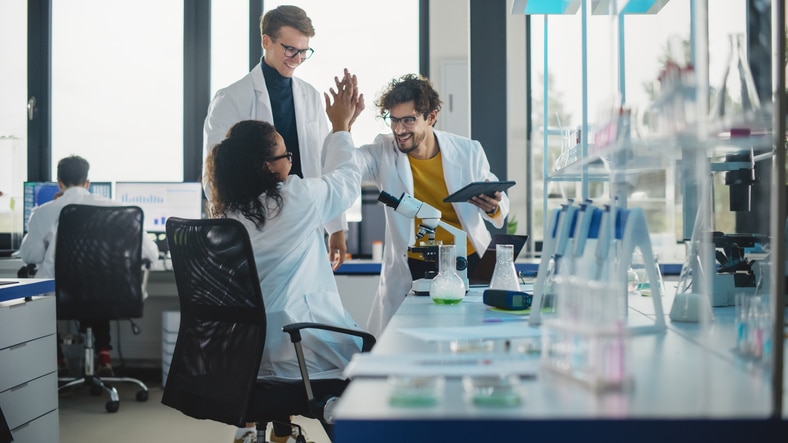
{"left": 443, "top": 181, "right": 516, "bottom": 203}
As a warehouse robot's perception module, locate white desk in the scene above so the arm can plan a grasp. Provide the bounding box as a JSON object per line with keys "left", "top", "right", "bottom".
{"left": 0, "top": 278, "right": 59, "bottom": 443}
{"left": 0, "top": 257, "right": 381, "bottom": 364}
{"left": 332, "top": 289, "right": 788, "bottom": 442}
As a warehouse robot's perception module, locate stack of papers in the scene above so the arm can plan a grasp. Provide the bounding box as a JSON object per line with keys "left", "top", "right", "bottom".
{"left": 398, "top": 324, "right": 541, "bottom": 342}
{"left": 343, "top": 352, "right": 540, "bottom": 378}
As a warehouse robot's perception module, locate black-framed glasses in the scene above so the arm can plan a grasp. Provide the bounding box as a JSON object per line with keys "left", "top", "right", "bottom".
{"left": 382, "top": 112, "right": 426, "bottom": 128}
{"left": 266, "top": 151, "right": 293, "bottom": 163}
{"left": 280, "top": 43, "right": 314, "bottom": 60}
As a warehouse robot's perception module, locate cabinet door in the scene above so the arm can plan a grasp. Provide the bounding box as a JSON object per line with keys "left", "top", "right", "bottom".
{"left": 439, "top": 60, "right": 470, "bottom": 137}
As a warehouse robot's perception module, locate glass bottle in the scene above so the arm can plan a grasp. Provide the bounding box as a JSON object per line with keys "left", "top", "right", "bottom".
{"left": 489, "top": 244, "right": 521, "bottom": 291}
{"left": 430, "top": 244, "right": 466, "bottom": 305}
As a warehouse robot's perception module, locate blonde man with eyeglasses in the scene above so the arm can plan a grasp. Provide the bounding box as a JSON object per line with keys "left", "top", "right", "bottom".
{"left": 355, "top": 73, "right": 510, "bottom": 337}
{"left": 203, "top": 5, "right": 349, "bottom": 277}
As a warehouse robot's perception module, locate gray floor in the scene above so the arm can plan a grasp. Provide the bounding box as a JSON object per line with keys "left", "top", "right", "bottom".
{"left": 58, "top": 377, "right": 331, "bottom": 443}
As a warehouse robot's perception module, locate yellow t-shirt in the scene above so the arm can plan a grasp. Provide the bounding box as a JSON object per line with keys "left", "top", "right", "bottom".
{"left": 408, "top": 151, "right": 476, "bottom": 260}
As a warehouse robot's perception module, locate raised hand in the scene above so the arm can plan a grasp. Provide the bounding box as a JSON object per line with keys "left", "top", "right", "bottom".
{"left": 324, "top": 69, "right": 359, "bottom": 133}
{"left": 333, "top": 68, "right": 365, "bottom": 130}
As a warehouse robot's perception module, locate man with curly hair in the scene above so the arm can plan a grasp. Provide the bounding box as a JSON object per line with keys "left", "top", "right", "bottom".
{"left": 355, "top": 74, "right": 510, "bottom": 336}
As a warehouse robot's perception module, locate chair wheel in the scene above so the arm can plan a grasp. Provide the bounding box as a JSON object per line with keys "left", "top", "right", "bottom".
{"left": 90, "top": 385, "right": 103, "bottom": 396}
{"left": 136, "top": 390, "right": 149, "bottom": 402}
{"left": 105, "top": 401, "right": 119, "bottom": 413}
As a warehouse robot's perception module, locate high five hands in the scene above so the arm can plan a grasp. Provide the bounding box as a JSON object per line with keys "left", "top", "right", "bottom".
{"left": 324, "top": 68, "right": 365, "bottom": 133}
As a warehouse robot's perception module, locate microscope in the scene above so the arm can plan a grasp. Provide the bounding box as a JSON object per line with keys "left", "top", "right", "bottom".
{"left": 377, "top": 191, "right": 468, "bottom": 293}
{"left": 707, "top": 149, "right": 770, "bottom": 306}
{"left": 711, "top": 232, "right": 768, "bottom": 306}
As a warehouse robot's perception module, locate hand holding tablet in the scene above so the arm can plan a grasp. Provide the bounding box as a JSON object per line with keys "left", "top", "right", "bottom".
{"left": 443, "top": 181, "right": 516, "bottom": 203}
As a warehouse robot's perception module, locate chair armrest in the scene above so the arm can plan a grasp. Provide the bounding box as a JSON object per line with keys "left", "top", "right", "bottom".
{"left": 282, "top": 322, "right": 376, "bottom": 352}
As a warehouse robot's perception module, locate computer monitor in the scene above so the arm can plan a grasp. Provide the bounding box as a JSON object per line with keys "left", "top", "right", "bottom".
{"left": 114, "top": 182, "right": 203, "bottom": 232}
{"left": 22, "top": 181, "right": 113, "bottom": 233}
{"left": 89, "top": 181, "right": 113, "bottom": 199}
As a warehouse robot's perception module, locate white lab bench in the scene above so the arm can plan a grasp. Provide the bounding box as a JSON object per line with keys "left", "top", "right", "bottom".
{"left": 331, "top": 285, "right": 788, "bottom": 442}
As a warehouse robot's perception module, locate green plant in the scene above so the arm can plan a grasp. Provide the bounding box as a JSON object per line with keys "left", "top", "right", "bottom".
{"left": 507, "top": 215, "right": 518, "bottom": 235}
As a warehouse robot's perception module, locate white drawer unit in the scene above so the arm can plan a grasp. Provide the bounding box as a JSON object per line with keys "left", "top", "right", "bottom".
{"left": 0, "top": 295, "right": 59, "bottom": 443}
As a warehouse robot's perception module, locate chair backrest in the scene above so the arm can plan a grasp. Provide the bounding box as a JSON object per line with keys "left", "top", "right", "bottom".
{"left": 55, "top": 204, "right": 145, "bottom": 320}
{"left": 161, "top": 217, "right": 266, "bottom": 427}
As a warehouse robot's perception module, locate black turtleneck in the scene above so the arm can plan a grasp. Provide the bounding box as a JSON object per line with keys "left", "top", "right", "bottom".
{"left": 261, "top": 59, "right": 302, "bottom": 178}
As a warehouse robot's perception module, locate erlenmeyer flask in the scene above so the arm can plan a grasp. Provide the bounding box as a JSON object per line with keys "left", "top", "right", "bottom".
{"left": 489, "top": 244, "right": 521, "bottom": 291}
{"left": 710, "top": 33, "right": 761, "bottom": 124}
{"left": 430, "top": 245, "right": 466, "bottom": 305}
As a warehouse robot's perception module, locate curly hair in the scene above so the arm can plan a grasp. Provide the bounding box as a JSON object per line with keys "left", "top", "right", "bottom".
{"left": 375, "top": 74, "right": 442, "bottom": 120}
{"left": 204, "top": 120, "right": 284, "bottom": 230}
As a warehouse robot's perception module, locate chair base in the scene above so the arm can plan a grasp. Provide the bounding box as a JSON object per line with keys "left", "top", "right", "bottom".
{"left": 255, "top": 421, "right": 308, "bottom": 443}
{"left": 58, "top": 374, "right": 149, "bottom": 413}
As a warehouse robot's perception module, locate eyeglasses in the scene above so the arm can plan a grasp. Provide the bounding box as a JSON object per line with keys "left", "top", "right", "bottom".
{"left": 266, "top": 151, "right": 293, "bottom": 163}
{"left": 280, "top": 43, "right": 314, "bottom": 60}
{"left": 382, "top": 113, "right": 426, "bottom": 128}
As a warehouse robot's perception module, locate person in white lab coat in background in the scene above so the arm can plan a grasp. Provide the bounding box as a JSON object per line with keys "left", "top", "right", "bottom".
{"left": 203, "top": 5, "right": 350, "bottom": 276}
{"left": 204, "top": 74, "right": 362, "bottom": 443}
{"left": 355, "top": 74, "right": 510, "bottom": 337}
{"left": 19, "top": 155, "right": 160, "bottom": 376}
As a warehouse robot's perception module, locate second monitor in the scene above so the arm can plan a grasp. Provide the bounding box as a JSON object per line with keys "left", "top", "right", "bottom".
{"left": 114, "top": 182, "right": 203, "bottom": 232}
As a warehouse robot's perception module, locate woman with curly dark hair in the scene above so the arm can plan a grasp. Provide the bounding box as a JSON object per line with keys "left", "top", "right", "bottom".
{"left": 204, "top": 72, "right": 364, "bottom": 390}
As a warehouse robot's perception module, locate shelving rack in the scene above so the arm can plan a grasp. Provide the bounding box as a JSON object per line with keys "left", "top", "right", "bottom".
{"left": 513, "top": 0, "right": 785, "bottom": 417}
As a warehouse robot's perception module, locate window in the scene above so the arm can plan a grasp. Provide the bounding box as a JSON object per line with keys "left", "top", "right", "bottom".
{"left": 211, "top": 0, "right": 249, "bottom": 97}
{"left": 0, "top": 0, "right": 27, "bottom": 235}
{"left": 263, "top": 0, "right": 420, "bottom": 147}
{"left": 51, "top": 0, "right": 184, "bottom": 182}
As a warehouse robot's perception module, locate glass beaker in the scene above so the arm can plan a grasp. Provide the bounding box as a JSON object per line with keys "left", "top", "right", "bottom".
{"left": 489, "top": 244, "right": 521, "bottom": 291}
{"left": 632, "top": 250, "right": 665, "bottom": 297}
{"left": 430, "top": 244, "right": 466, "bottom": 305}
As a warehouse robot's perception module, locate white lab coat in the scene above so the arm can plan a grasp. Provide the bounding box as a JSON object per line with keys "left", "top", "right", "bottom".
{"left": 228, "top": 132, "right": 362, "bottom": 380}
{"left": 19, "top": 187, "right": 160, "bottom": 279}
{"left": 202, "top": 62, "right": 346, "bottom": 235}
{"left": 356, "top": 130, "right": 510, "bottom": 336}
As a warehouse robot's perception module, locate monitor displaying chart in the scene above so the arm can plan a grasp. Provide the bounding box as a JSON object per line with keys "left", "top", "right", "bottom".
{"left": 23, "top": 181, "right": 113, "bottom": 233}
{"left": 114, "top": 182, "right": 203, "bottom": 232}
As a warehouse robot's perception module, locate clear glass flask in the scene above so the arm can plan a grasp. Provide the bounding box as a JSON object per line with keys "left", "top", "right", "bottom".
{"left": 710, "top": 33, "right": 761, "bottom": 124}
{"left": 430, "top": 244, "right": 466, "bottom": 305}
{"left": 489, "top": 244, "right": 521, "bottom": 291}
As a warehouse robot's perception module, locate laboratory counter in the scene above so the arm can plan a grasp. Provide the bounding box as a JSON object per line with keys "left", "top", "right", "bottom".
{"left": 0, "top": 255, "right": 681, "bottom": 367}
{"left": 331, "top": 286, "right": 788, "bottom": 442}
{"left": 0, "top": 257, "right": 382, "bottom": 364}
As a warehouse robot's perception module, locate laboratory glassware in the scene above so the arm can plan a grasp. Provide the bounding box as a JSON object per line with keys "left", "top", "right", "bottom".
{"left": 489, "top": 244, "right": 521, "bottom": 291}
{"left": 430, "top": 244, "right": 465, "bottom": 305}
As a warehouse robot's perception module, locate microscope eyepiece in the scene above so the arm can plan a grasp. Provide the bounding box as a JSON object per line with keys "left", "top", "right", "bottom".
{"left": 377, "top": 191, "right": 400, "bottom": 208}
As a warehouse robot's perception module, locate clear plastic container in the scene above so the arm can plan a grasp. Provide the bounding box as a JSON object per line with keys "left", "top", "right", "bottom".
{"left": 462, "top": 374, "right": 522, "bottom": 407}
{"left": 388, "top": 375, "right": 445, "bottom": 407}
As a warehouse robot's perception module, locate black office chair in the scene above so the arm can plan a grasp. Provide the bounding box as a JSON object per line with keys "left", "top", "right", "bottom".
{"left": 161, "top": 217, "right": 375, "bottom": 442}
{"left": 55, "top": 204, "right": 150, "bottom": 413}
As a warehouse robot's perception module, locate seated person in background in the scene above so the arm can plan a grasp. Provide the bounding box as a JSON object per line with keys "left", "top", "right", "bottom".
{"left": 19, "top": 155, "right": 159, "bottom": 376}
{"left": 203, "top": 73, "right": 362, "bottom": 442}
